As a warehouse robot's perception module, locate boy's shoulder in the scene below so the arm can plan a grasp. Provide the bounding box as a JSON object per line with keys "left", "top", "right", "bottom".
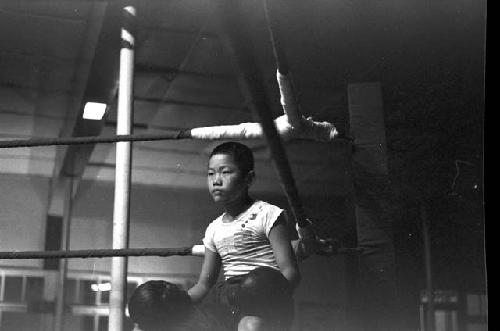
{"left": 254, "top": 200, "right": 282, "bottom": 211}
{"left": 204, "top": 214, "right": 225, "bottom": 233}
{"left": 250, "top": 201, "right": 284, "bottom": 223}
{"left": 209, "top": 213, "right": 225, "bottom": 225}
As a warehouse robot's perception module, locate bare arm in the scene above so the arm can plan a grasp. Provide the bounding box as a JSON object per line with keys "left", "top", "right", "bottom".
{"left": 269, "top": 215, "right": 301, "bottom": 289}
{"left": 188, "top": 247, "right": 221, "bottom": 303}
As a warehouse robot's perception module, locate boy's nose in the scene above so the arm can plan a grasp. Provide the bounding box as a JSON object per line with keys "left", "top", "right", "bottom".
{"left": 213, "top": 174, "right": 222, "bottom": 185}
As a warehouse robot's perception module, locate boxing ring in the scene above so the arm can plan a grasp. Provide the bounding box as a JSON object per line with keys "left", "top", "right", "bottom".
{"left": 0, "top": 1, "right": 355, "bottom": 330}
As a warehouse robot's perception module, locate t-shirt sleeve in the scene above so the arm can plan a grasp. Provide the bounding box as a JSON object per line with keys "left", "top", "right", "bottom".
{"left": 263, "top": 204, "right": 286, "bottom": 237}
{"left": 202, "top": 222, "right": 217, "bottom": 253}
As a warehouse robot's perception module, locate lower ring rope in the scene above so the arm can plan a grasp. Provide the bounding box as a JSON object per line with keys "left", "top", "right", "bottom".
{"left": 0, "top": 247, "right": 193, "bottom": 259}
{"left": 0, "top": 245, "right": 361, "bottom": 260}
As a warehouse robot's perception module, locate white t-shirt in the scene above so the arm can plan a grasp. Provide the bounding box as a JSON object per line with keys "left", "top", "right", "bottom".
{"left": 203, "top": 200, "right": 284, "bottom": 279}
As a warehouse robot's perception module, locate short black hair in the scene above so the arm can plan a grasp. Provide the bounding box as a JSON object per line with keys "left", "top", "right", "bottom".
{"left": 209, "top": 142, "right": 254, "bottom": 174}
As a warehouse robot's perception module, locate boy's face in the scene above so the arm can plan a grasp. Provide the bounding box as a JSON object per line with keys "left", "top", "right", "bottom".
{"left": 207, "top": 153, "right": 252, "bottom": 205}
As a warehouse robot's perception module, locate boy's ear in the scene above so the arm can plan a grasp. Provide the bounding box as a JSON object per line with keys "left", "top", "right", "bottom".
{"left": 246, "top": 170, "right": 256, "bottom": 187}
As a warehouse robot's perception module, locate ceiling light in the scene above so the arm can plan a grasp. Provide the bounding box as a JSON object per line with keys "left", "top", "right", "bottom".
{"left": 83, "top": 102, "right": 107, "bottom": 120}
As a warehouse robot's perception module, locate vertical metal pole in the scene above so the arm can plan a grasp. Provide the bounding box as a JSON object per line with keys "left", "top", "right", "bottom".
{"left": 54, "top": 176, "right": 74, "bottom": 331}
{"left": 108, "top": 6, "right": 136, "bottom": 331}
{"left": 421, "top": 202, "right": 435, "bottom": 331}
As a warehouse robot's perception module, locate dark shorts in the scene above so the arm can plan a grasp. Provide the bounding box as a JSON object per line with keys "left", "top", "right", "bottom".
{"left": 205, "top": 267, "right": 294, "bottom": 331}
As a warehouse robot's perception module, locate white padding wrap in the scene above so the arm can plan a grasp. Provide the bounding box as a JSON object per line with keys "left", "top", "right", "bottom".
{"left": 190, "top": 122, "right": 263, "bottom": 139}
{"left": 191, "top": 245, "right": 205, "bottom": 256}
{"left": 277, "top": 71, "right": 302, "bottom": 128}
{"left": 189, "top": 115, "right": 337, "bottom": 141}
{"left": 299, "top": 116, "right": 339, "bottom": 141}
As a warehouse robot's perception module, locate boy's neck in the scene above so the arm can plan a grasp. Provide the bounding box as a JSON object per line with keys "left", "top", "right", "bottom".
{"left": 223, "top": 196, "right": 254, "bottom": 219}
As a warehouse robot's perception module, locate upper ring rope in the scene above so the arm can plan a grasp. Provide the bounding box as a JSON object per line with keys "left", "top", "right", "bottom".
{"left": 0, "top": 116, "right": 345, "bottom": 149}
{"left": 0, "top": 131, "right": 191, "bottom": 149}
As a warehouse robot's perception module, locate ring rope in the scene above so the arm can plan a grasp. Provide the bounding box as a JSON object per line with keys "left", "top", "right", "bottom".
{"left": 217, "top": 0, "right": 310, "bottom": 227}
{"left": 263, "top": 0, "right": 289, "bottom": 75}
{"left": 0, "top": 245, "right": 361, "bottom": 260}
{"left": 0, "top": 247, "right": 193, "bottom": 260}
{"left": 263, "top": 0, "right": 304, "bottom": 129}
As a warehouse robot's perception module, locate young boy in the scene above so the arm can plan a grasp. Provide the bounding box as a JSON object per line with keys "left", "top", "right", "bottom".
{"left": 188, "top": 142, "right": 300, "bottom": 331}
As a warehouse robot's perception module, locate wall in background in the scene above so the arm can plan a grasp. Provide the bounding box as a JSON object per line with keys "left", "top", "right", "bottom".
{"left": 0, "top": 174, "right": 48, "bottom": 269}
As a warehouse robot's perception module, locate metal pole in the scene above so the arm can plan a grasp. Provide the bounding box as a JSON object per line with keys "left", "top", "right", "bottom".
{"left": 108, "top": 6, "right": 136, "bottom": 331}
{"left": 53, "top": 177, "right": 74, "bottom": 331}
{"left": 421, "top": 202, "right": 435, "bottom": 331}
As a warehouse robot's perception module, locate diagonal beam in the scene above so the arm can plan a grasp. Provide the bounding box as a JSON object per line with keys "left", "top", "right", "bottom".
{"left": 58, "top": 2, "right": 126, "bottom": 180}
{"left": 48, "top": 2, "right": 109, "bottom": 216}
